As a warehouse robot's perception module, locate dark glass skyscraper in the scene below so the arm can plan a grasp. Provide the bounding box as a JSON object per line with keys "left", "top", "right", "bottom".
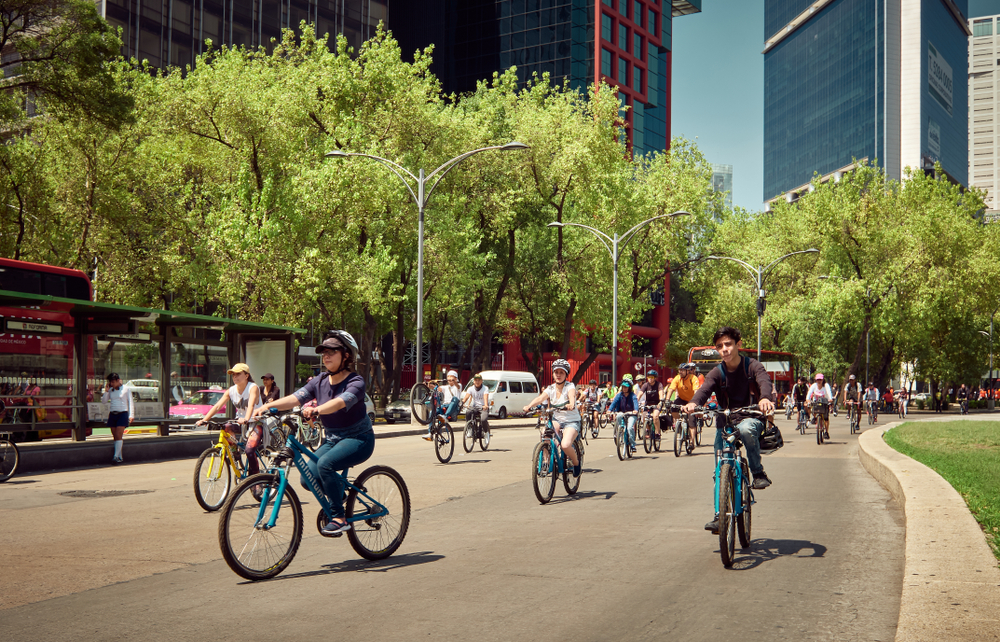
{"left": 763, "top": 0, "right": 970, "bottom": 201}
{"left": 97, "top": 0, "right": 387, "bottom": 68}
{"left": 390, "top": 0, "right": 701, "bottom": 155}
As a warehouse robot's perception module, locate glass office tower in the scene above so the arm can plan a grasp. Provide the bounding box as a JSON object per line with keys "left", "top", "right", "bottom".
{"left": 390, "top": 0, "right": 701, "bottom": 155}
{"left": 763, "top": 0, "right": 970, "bottom": 201}
{"left": 97, "top": 0, "right": 387, "bottom": 69}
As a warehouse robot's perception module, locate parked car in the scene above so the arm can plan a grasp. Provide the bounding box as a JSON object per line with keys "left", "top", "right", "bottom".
{"left": 467, "top": 370, "right": 540, "bottom": 419}
{"left": 125, "top": 379, "right": 159, "bottom": 401}
{"left": 384, "top": 399, "right": 411, "bottom": 424}
{"left": 169, "top": 388, "right": 226, "bottom": 420}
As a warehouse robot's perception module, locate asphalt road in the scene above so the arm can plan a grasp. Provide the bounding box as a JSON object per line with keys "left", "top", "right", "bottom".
{"left": 0, "top": 411, "right": 903, "bottom": 641}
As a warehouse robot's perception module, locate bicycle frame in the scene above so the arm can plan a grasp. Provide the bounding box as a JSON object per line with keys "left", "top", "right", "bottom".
{"left": 712, "top": 416, "right": 754, "bottom": 517}
{"left": 255, "top": 432, "right": 389, "bottom": 530}
{"left": 536, "top": 412, "right": 569, "bottom": 476}
{"left": 203, "top": 425, "right": 250, "bottom": 482}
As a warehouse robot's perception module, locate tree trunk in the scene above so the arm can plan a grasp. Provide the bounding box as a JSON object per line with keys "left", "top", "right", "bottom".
{"left": 571, "top": 349, "right": 599, "bottom": 385}
{"left": 560, "top": 297, "right": 576, "bottom": 358}
{"left": 360, "top": 306, "right": 379, "bottom": 405}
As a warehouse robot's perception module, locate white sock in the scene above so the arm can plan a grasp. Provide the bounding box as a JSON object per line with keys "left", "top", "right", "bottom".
{"left": 114, "top": 440, "right": 123, "bottom": 459}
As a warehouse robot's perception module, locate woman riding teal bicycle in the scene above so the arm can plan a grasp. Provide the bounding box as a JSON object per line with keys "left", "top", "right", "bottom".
{"left": 522, "top": 359, "right": 581, "bottom": 478}
{"left": 254, "top": 329, "right": 373, "bottom": 536}
{"left": 608, "top": 378, "right": 639, "bottom": 454}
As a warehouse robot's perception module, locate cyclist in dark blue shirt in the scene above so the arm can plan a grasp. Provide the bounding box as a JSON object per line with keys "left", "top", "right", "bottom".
{"left": 255, "top": 330, "right": 374, "bottom": 535}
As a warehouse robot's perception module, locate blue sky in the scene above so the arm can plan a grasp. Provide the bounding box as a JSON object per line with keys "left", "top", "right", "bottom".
{"left": 671, "top": 0, "right": 764, "bottom": 211}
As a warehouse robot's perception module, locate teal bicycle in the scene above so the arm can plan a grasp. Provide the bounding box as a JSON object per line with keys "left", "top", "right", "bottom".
{"left": 218, "top": 409, "right": 411, "bottom": 581}
{"left": 613, "top": 410, "right": 639, "bottom": 460}
{"left": 529, "top": 405, "right": 583, "bottom": 504}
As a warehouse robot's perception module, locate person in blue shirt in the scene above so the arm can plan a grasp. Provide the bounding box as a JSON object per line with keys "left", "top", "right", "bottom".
{"left": 255, "top": 330, "right": 373, "bottom": 536}
{"left": 608, "top": 379, "right": 639, "bottom": 453}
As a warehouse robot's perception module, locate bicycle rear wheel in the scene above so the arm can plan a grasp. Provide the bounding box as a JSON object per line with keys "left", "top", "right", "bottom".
{"left": 463, "top": 421, "right": 475, "bottom": 453}
{"left": 434, "top": 420, "right": 454, "bottom": 463}
{"left": 193, "top": 445, "right": 232, "bottom": 512}
{"left": 218, "top": 473, "right": 302, "bottom": 581}
{"left": 0, "top": 438, "right": 19, "bottom": 482}
{"left": 562, "top": 439, "right": 583, "bottom": 495}
{"left": 598, "top": 411, "right": 609, "bottom": 431}
{"left": 346, "top": 465, "right": 411, "bottom": 561}
{"left": 718, "top": 463, "right": 737, "bottom": 568}
{"left": 737, "top": 463, "right": 752, "bottom": 549}
{"left": 480, "top": 423, "right": 491, "bottom": 451}
{"left": 532, "top": 441, "right": 556, "bottom": 504}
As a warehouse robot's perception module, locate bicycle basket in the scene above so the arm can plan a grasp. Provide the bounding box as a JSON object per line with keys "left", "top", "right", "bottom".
{"left": 759, "top": 422, "right": 784, "bottom": 454}
{"left": 410, "top": 383, "right": 432, "bottom": 426}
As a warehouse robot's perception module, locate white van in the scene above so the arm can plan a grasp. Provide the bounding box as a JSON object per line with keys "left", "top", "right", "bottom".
{"left": 465, "top": 370, "right": 540, "bottom": 419}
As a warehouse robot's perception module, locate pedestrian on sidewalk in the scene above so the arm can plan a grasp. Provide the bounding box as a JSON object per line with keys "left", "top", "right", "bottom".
{"left": 102, "top": 373, "right": 134, "bottom": 464}
{"left": 260, "top": 373, "right": 281, "bottom": 404}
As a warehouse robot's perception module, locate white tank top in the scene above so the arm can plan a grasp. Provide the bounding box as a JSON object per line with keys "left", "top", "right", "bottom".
{"left": 229, "top": 382, "right": 262, "bottom": 416}
{"left": 547, "top": 382, "right": 581, "bottom": 424}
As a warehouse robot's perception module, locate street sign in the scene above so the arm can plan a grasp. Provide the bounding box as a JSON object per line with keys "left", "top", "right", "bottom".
{"left": 3, "top": 318, "right": 64, "bottom": 336}
{"left": 634, "top": 362, "right": 643, "bottom": 372}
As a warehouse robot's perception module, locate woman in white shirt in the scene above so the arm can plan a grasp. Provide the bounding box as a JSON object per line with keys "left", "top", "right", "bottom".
{"left": 522, "top": 359, "right": 582, "bottom": 478}
{"left": 441, "top": 371, "right": 462, "bottom": 422}
{"left": 102, "top": 373, "right": 134, "bottom": 464}
{"left": 197, "top": 363, "right": 263, "bottom": 475}
{"left": 806, "top": 373, "right": 834, "bottom": 439}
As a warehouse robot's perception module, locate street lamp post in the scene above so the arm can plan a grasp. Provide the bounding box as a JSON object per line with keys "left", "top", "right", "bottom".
{"left": 980, "top": 308, "right": 998, "bottom": 410}
{"left": 705, "top": 250, "right": 820, "bottom": 359}
{"left": 326, "top": 142, "right": 528, "bottom": 389}
{"left": 548, "top": 211, "right": 690, "bottom": 384}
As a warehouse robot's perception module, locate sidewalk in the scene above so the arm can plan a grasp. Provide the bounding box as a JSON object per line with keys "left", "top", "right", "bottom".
{"left": 857, "top": 417, "right": 1000, "bottom": 641}
{"left": 9, "top": 417, "right": 542, "bottom": 475}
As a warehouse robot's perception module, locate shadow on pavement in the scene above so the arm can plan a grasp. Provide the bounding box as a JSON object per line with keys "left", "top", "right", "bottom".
{"left": 481, "top": 448, "right": 512, "bottom": 452}
{"left": 265, "top": 551, "right": 445, "bottom": 581}
{"left": 1, "top": 479, "right": 39, "bottom": 485}
{"left": 728, "top": 538, "right": 828, "bottom": 571}
{"left": 547, "top": 489, "right": 617, "bottom": 504}
{"left": 441, "top": 459, "right": 490, "bottom": 465}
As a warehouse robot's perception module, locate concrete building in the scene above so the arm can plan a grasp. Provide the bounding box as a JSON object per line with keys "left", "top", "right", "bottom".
{"left": 969, "top": 13, "right": 1000, "bottom": 213}
{"left": 763, "top": 0, "right": 971, "bottom": 204}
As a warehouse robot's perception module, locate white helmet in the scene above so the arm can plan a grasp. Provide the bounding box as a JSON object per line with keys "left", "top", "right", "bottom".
{"left": 551, "top": 359, "right": 571, "bottom": 374}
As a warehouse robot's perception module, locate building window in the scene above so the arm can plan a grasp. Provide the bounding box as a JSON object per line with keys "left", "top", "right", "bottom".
{"left": 634, "top": 1, "right": 643, "bottom": 27}
{"left": 634, "top": 67, "right": 642, "bottom": 92}
{"left": 634, "top": 33, "right": 642, "bottom": 59}
{"left": 619, "top": 57, "right": 627, "bottom": 85}
{"left": 619, "top": 23, "right": 627, "bottom": 49}
{"left": 974, "top": 19, "right": 993, "bottom": 37}
{"left": 602, "top": 48, "right": 613, "bottom": 77}
{"left": 602, "top": 0, "right": 614, "bottom": 7}
{"left": 649, "top": 8, "right": 656, "bottom": 34}
{"left": 602, "top": 13, "right": 612, "bottom": 42}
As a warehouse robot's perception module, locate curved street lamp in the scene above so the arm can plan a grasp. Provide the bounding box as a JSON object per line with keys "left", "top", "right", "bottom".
{"left": 548, "top": 211, "right": 690, "bottom": 384}
{"left": 326, "top": 142, "right": 529, "bottom": 388}
{"left": 705, "top": 249, "right": 819, "bottom": 359}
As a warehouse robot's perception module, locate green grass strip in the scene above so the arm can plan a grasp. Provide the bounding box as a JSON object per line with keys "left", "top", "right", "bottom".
{"left": 884, "top": 421, "right": 1000, "bottom": 560}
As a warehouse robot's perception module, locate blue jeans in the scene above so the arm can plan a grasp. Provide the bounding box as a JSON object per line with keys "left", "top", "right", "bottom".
{"left": 618, "top": 414, "right": 637, "bottom": 444}
{"left": 444, "top": 397, "right": 460, "bottom": 422}
{"left": 714, "top": 417, "right": 765, "bottom": 475}
{"left": 307, "top": 426, "right": 375, "bottom": 520}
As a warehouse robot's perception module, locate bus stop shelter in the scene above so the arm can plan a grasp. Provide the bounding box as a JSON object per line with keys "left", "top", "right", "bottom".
{"left": 0, "top": 290, "right": 303, "bottom": 441}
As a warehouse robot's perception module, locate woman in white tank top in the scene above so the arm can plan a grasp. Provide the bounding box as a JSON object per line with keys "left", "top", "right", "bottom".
{"left": 522, "top": 360, "right": 582, "bottom": 479}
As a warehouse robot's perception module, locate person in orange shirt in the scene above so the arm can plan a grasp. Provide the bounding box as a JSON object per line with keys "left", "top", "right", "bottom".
{"left": 667, "top": 363, "right": 702, "bottom": 447}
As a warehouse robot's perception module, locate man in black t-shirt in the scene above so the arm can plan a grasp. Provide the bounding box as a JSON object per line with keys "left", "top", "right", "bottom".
{"left": 792, "top": 376, "right": 809, "bottom": 424}
{"left": 684, "top": 326, "right": 776, "bottom": 534}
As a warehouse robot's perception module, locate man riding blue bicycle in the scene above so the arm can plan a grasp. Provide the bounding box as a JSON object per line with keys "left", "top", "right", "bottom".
{"left": 683, "top": 326, "right": 776, "bottom": 534}
{"left": 609, "top": 379, "right": 640, "bottom": 454}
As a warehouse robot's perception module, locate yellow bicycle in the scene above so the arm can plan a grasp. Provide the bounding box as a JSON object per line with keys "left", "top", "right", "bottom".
{"left": 192, "top": 419, "right": 286, "bottom": 512}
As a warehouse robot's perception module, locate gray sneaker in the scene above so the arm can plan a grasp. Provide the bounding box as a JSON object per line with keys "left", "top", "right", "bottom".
{"left": 705, "top": 514, "right": 719, "bottom": 534}
{"left": 752, "top": 472, "right": 772, "bottom": 490}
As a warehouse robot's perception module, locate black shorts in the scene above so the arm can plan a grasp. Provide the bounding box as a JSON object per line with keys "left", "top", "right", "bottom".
{"left": 107, "top": 411, "right": 130, "bottom": 428}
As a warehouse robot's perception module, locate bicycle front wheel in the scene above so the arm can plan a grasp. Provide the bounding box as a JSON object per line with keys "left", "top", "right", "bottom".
{"left": 562, "top": 439, "right": 583, "bottom": 495}
{"left": 480, "top": 423, "right": 491, "bottom": 451}
{"left": 193, "top": 446, "right": 232, "bottom": 511}
{"left": 218, "top": 473, "right": 302, "bottom": 581}
{"left": 652, "top": 429, "right": 662, "bottom": 452}
{"left": 463, "top": 421, "right": 475, "bottom": 453}
{"left": 673, "top": 428, "right": 682, "bottom": 457}
{"left": 0, "top": 438, "right": 19, "bottom": 482}
{"left": 643, "top": 422, "right": 652, "bottom": 454}
{"left": 816, "top": 420, "right": 824, "bottom": 445}
{"left": 737, "top": 463, "right": 752, "bottom": 549}
{"left": 695, "top": 422, "right": 703, "bottom": 447}
{"left": 614, "top": 423, "right": 626, "bottom": 461}
{"left": 434, "top": 421, "right": 454, "bottom": 463}
{"left": 718, "top": 463, "right": 737, "bottom": 568}
{"left": 598, "top": 411, "right": 609, "bottom": 431}
{"left": 346, "top": 465, "right": 411, "bottom": 561}
{"left": 532, "top": 441, "right": 556, "bottom": 504}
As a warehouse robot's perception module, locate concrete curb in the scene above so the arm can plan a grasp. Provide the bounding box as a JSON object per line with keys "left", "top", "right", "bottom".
{"left": 857, "top": 423, "right": 1000, "bottom": 641}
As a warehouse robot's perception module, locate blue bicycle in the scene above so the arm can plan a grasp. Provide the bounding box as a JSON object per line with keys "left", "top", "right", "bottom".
{"left": 696, "top": 405, "right": 768, "bottom": 568}
{"left": 529, "top": 405, "right": 583, "bottom": 504}
{"left": 218, "top": 410, "right": 411, "bottom": 580}
{"left": 613, "top": 410, "right": 639, "bottom": 460}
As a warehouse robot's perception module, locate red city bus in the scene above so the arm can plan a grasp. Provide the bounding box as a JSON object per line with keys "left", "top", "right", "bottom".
{"left": 0, "top": 258, "right": 94, "bottom": 435}
{"left": 687, "top": 346, "right": 796, "bottom": 396}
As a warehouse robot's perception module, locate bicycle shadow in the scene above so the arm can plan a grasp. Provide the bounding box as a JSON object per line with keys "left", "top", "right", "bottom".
{"left": 546, "top": 489, "right": 617, "bottom": 504}
{"left": 726, "top": 538, "right": 827, "bottom": 571}
{"left": 1, "top": 479, "right": 39, "bottom": 485}
{"left": 260, "top": 550, "right": 445, "bottom": 582}
{"left": 442, "top": 459, "right": 490, "bottom": 465}
{"left": 480, "top": 448, "right": 511, "bottom": 452}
